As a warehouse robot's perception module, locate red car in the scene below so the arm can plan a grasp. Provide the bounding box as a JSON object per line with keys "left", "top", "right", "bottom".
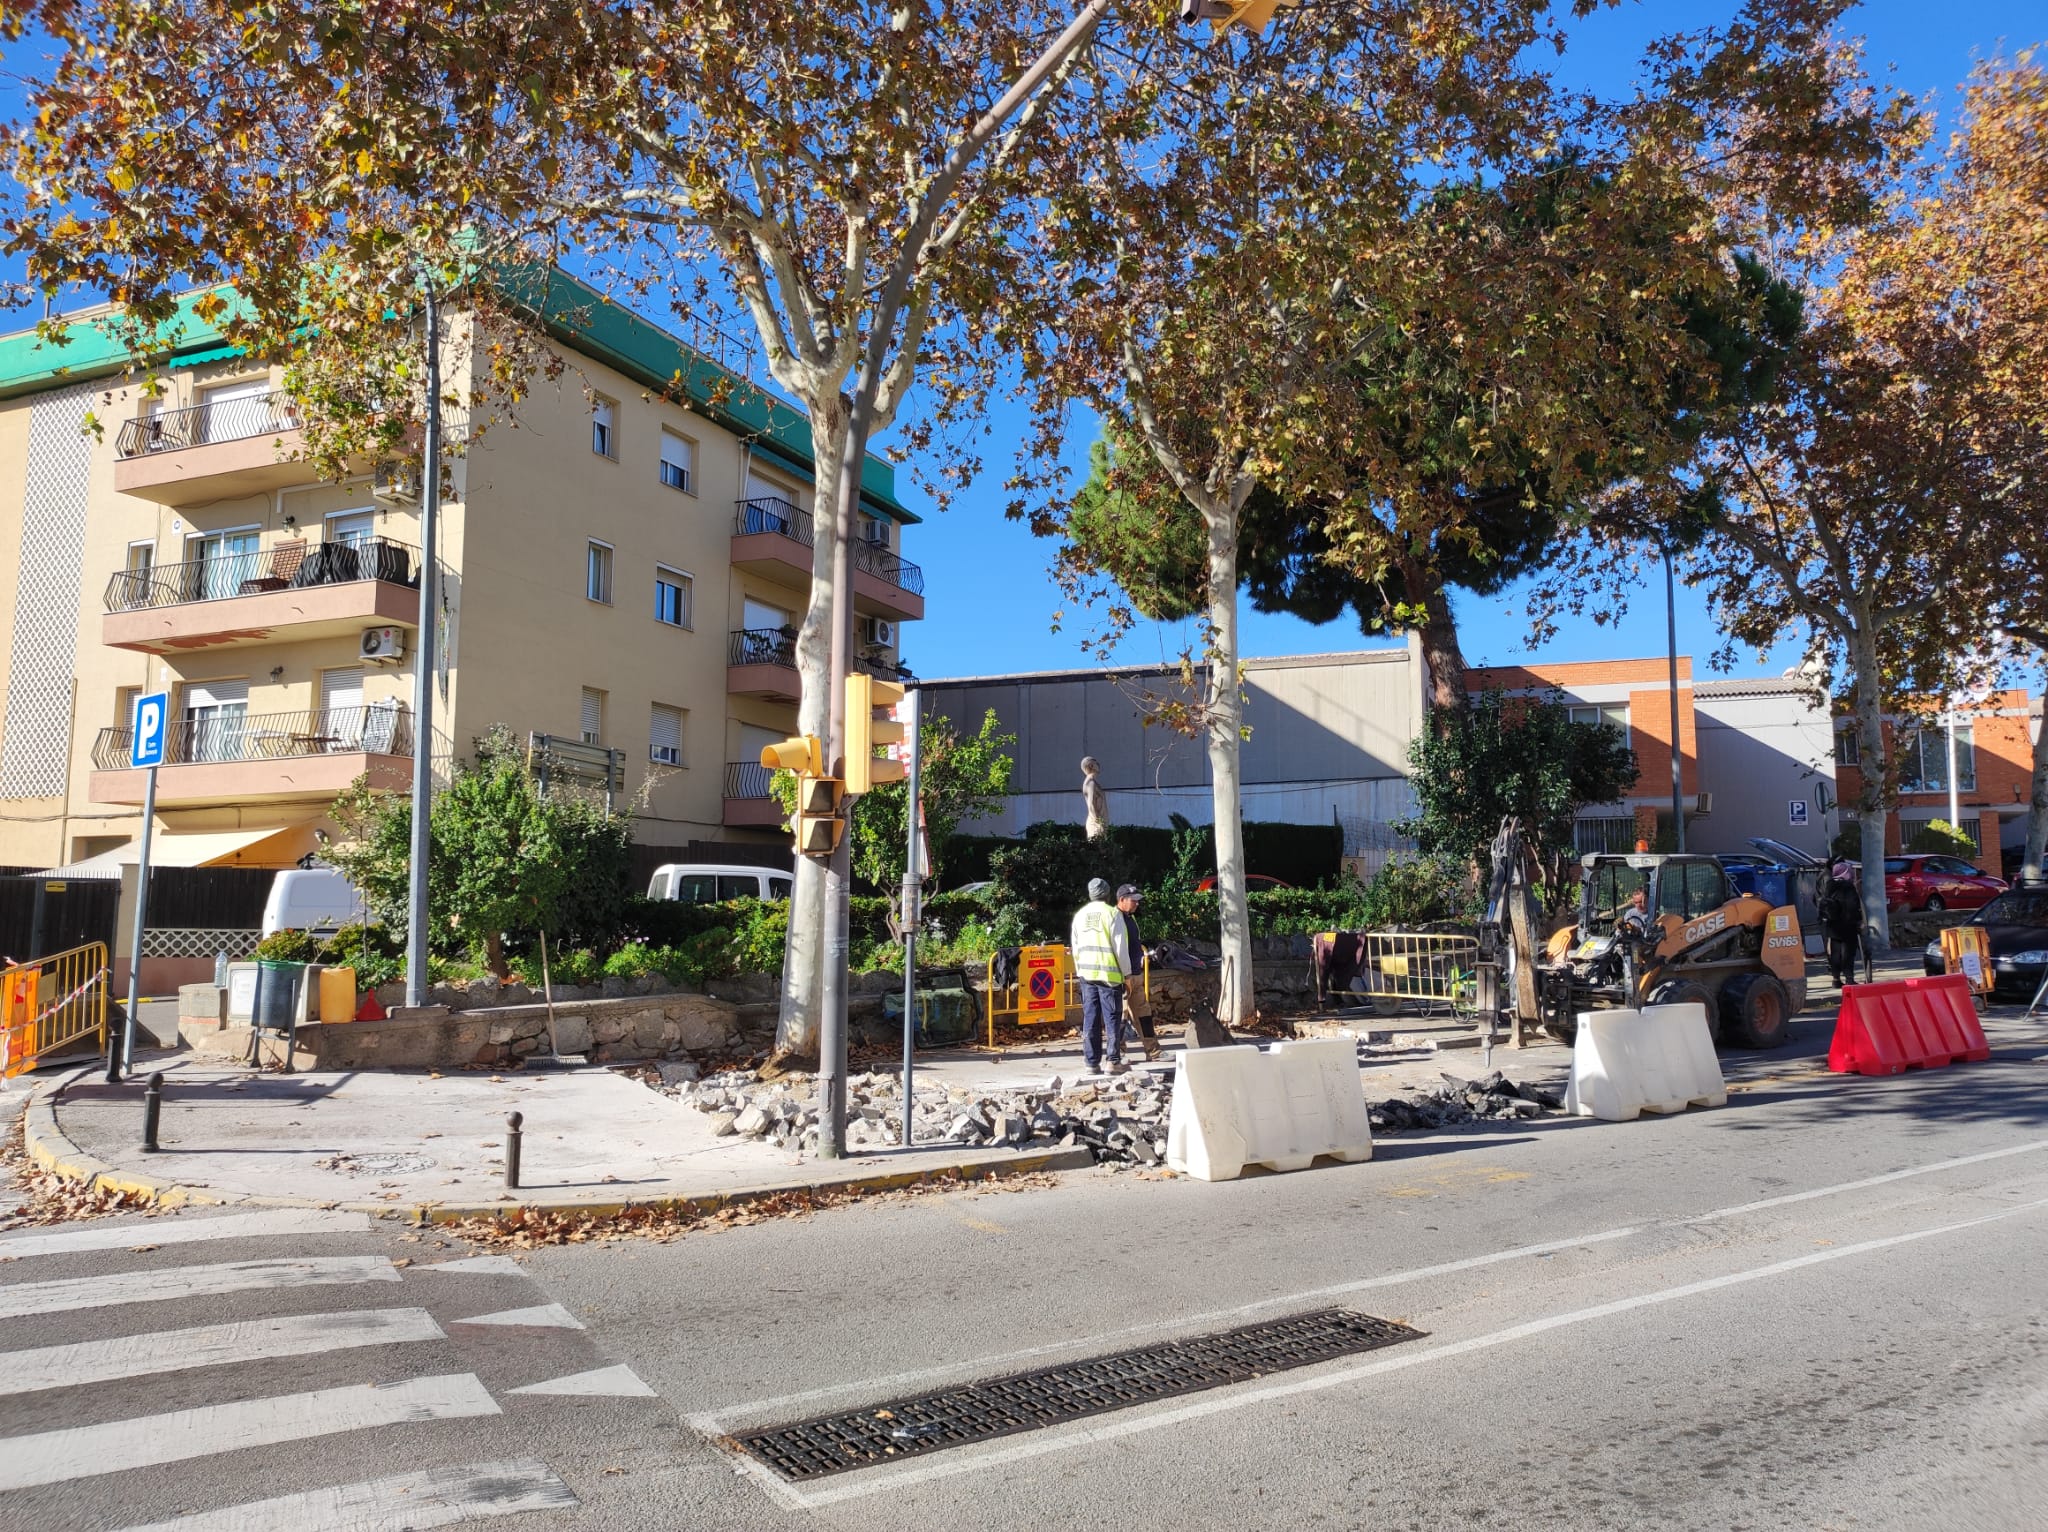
{"left": 1195, "top": 874, "right": 1293, "bottom": 893}
{"left": 1883, "top": 855, "right": 2008, "bottom": 913}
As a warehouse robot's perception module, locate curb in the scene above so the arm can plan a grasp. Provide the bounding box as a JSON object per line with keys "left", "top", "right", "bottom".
{"left": 19, "top": 1068, "right": 1094, "bottom": 1223}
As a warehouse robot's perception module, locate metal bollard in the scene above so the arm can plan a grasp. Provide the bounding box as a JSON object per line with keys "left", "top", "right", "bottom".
{"left": 504, "top": 1110, "right": 522, "bottom": 1192}
{"left": 142, "top": 1072, "right": 164, "bottom": 1153}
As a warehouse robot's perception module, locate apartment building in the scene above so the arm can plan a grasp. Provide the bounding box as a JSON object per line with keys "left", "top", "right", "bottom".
{"left": 0, "top": 272, "right": 922, "bottom": 872}
{"left": 1832, "top": 690, "right": 2040, "bottom": 876}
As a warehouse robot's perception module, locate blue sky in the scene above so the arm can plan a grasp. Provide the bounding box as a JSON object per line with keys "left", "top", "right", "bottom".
{"left": 894, "top": 0, "right": 2046, "bottom": 685}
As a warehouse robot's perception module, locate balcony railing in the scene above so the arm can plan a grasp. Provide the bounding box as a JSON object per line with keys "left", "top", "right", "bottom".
{"left": 114, "top": 390, "right": 301, "bottom": 458}
{"left": 104, "top": 537, "right": 420, "bottom": 613}
{"left": 723, "top": 761, "right": 777, "bottom": 800}
{"left": 732, "top": 498, "right": 924, "bottom": 596}
{"left": 92, "top": 705, "right": 415, "bottom": 771}
{"left": 728, "top": 627, "right": 796, "bottom": 669}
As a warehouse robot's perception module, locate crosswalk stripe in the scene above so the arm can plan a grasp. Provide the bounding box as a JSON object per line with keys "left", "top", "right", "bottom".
{"left": 0, "top": 1256, "right": 397, "bottom": 1320}
{"left": 0, "top": 1208, "right": 374, "bottom": 1262}
{"left": 509, "top": 1363, "right": 656, "bottom": 1398}
{"left": 454, "top": 1302, "right": 583, "bottom": 1330}
{"left": 116, "top": 1456, "right": 578, "bottom": 1532}
{"left": 0, "top": 1307, "right": 445, "bottom": 1397}
{"left": 0, "top": 1372, "right": 501, "bottom": 1493}
{"left": 416, "top": 1255, "right": 526, "bottom": 1277}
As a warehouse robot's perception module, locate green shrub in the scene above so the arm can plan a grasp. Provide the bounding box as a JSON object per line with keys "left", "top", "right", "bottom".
{"left": 315, "top": 923, "right": 401, "bottom": 987}
{"left": 1905, "top": 819, "right": 1979, "bottom": 858}
{"left": 1355, "top": 856, "right": 1474, "bottom": 927}
{"left": 252, "top": 928, "right": 320, "bottom": 963}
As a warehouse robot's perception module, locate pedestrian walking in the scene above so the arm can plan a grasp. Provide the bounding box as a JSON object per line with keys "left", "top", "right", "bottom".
{"left": 1070, "top": 876, "right": 1132, "bottom": 1075}
{"left": 1115, "top": 883, "right": 1163, "bottom": 1063}
{"left": 1818, "top": 861, "right": 1863, "bottom": 987}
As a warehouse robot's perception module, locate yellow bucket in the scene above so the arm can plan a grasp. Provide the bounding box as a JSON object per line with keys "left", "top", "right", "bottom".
{"left": 318, "top": 966, "right": 358, "bottom": 1023}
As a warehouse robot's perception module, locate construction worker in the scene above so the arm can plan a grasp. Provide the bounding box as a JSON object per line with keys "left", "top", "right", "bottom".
{"left": 1070, "top": 876, "right": 1132, "bottom": 1075}
{"left": 1115, "top": 883, "right": 1163, "bottom": 1062}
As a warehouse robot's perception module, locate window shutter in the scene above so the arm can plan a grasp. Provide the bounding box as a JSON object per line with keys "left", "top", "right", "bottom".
{"left": 581, "top": 687, "right": 604, "bottom": 744}
{"left": 650, "top": 704, "right": 683, "bottom": 766}
{"left": 660, "top": 431, "right": 693, "bottom": 491}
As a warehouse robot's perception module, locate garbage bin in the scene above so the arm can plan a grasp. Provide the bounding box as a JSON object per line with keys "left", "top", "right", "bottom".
{"left": 253, "top": 959, "right": 306, "bottom": 1031}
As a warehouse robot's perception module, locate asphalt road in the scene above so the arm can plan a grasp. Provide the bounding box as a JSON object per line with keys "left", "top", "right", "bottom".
{"left": 5, "top": 1000, "right": 2047, "bottom": 1531}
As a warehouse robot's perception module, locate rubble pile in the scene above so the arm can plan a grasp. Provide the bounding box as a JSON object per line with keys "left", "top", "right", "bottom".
{"left": 654, "top": 1063, "right": 1175, "bottom": 1168}
{"left": 1368, "top": 1070, "right": 1565, "bottom": 1133}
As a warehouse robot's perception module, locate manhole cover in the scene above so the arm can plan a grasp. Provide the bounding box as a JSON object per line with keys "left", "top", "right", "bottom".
{"left": 734, "top": 1308, "right": 1424, "bottom": 1480}
{"left": 317, "top": 1152, "right": 434, "bottom": 1176}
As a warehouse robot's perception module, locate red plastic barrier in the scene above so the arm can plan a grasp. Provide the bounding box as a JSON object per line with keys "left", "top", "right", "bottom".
{"left": 1827, "top": 973, "right": 1991, "bottom": 1076}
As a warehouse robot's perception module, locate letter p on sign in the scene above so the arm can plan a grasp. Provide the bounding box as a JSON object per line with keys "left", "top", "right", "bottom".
{"left": 131, "top": 691, "right": 168, "bottom": 768}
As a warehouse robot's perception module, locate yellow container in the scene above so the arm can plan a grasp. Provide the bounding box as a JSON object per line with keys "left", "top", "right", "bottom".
{"left": 318, "top": 965, "right": 358, "bottom": 1023}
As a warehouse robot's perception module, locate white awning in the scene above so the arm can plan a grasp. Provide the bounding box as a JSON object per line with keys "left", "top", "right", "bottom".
{"left": 37, "top": 824, "right": 317, "bottom": 879}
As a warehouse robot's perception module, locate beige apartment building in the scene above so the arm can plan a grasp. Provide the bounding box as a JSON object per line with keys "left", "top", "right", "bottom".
{"left": 0, "top": 272, "right": 922, "bottom": 873}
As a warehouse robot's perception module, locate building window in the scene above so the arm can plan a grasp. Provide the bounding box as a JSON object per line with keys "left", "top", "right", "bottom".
{"left": 654, "top": 566, "right": 692, "bottom": 628}
{"left": 126, "top": 541, "right": 155, "bottom": 576}
{"left": 586, "top": 540, "right": 613, "bottom": 604}
{"left": 591, "top": 397, "right": 617, "bottom": 459}
{"left": 1566, "top": 702, "right": 1630, "bottom": 736}
{"left": 1903, "top": 815, "right": 1984, "bottom": 852}
{"left": 1574, "top": 815, "right": 1638, "bottom": 855}
{"left": 650, "top": 703, "right": 684, "bottom": 766}
{"left": 1899, "top": 725, "right": 1976, "bottom": 794}
{"left": 659, "top": 430, "right": 694, "bottom": 493}
{"left": 580, "top": 687, "right": 605, "bottom": 746}
{"left": 1834, "top": 727, "right": 1860, "bottom": 766}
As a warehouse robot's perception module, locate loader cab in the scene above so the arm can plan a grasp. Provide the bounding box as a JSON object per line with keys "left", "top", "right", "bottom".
{"left": 1578, "top": 854, "right": 1730, "bottom": 939}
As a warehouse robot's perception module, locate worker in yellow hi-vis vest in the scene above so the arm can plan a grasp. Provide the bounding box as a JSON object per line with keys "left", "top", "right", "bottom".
{"left": 1070, "top": 877, "right": 1133, "bottom": 1075}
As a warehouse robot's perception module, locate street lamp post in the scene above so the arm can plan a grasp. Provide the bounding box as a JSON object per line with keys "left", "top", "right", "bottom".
{"left": 404, "top": 283, "right": 442, "bottom": 1009}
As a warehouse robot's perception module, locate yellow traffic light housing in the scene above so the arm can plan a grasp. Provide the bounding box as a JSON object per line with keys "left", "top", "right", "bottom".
{"left": 845, "top": 673, "right": 908, "bottom": 796}
{"left": 792, "top": 772, "right": 844, "bottom": 859}
{"left": 758, "top": 734, "right": 822, "bottom": 775}
{"left": 1178, "top": 0, "right": 1298, "bottom": 35}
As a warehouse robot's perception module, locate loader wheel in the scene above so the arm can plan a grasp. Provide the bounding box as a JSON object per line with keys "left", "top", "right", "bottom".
{"left": 1719, "top": 971, "right": 1791, "bottom": 1050}
{"left": 1649, "top": 980, "right": 1720, "bottom": 1041}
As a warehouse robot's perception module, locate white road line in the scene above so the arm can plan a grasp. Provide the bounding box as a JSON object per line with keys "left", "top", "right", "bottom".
{"left": 415, "top": 1255, "right": 526, "bottom": 1277}
{"left": 510, "top": 1364, "right": 657, "bottom": 1398}
{"left": 786, "top": 1195, "right": 2048, "bottom": 1509}
{"left": 0, "top": 1372, "right": 501, "bottom": 1493}
{"left": 0, "top": 1209, "right": 373, "bottom": 1262}
{"left": 454, "top": 1303, "right": 582, "bottom": 1330}
{"left": 0, "top": 1256, "right": 398, "bottom": 1320}
{"left": 117, "top": 1457, "right": 578, "bottom": 1532}
{"left": 693, "top": 1133, "right": 2048, "bottom": 1431}
{"left": 0, "top": 1308, "right": 444, "bottom": 1397}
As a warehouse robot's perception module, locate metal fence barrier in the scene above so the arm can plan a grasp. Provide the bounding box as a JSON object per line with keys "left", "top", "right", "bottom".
{"left": 1314, "top": 930, "right": 1480, "bottom": 1019}
{"left": 983, "top": 944, "right": 1151, "bottom": 1045}
{"left": 1, "top": 942, "right": 110, "bottom": 1078}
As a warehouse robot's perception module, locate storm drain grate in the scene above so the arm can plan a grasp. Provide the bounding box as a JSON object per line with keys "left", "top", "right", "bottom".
{"left": 734, "top": 1307, "right": 1425, "bottom": 1481}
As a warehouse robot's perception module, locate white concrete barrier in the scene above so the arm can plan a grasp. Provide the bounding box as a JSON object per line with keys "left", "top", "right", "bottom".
{"left": 1563, "top": 1003, "right": 1727, "bottom": 1122}
{"left": 1165, "top": 1037, "right": 1374, "bottom": 1182}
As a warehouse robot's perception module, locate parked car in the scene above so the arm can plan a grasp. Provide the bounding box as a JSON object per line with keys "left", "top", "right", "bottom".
{"left": 261, "top": 867, "right": 368, "bottom": 938}
{"left": 1883, "top": 855, "right": 2007, "bottom": 913}
{"left": 1922, "top": 888, "right": 2048, "bottom": 999}
{"left": 1195, "top": 874, "right": 1293, "bottom": 893}
{"left": 645, "top": 864, "right": 793, "bottom": 903}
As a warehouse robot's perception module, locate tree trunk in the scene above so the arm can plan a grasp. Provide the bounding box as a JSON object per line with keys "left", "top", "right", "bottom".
{"left": 1397, "top": 551, "right": 1468, "bottom": 714}
{"left": 1848, "top": 613, "right": 1893, "bottom": 949}
{"left": 1203, "top": 496, "right": 1255, "bottom": 1029}
{"left": 770, "top": 397, "right": 852, "bottom": 1065}
{"left": 2027, "top": 658, "right": 2048, "bottom": 882}
{"left": 485, "top": 929, "right": 507, "bottom": 981}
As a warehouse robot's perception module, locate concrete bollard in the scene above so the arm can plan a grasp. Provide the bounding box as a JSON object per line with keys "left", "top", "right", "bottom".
{"left": 142, "top": 1071, "right": 164, "bottom": 1153}
{"left": 504, "top": 1110, "right": 523, "bottom": 1192}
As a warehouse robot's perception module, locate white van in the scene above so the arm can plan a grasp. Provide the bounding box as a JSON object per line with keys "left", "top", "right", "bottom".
{"left": 261, "top": 867, "right": 368, "bottom": 938}
{"left": 646, "top": 864, "right": 793, "bottom": 904}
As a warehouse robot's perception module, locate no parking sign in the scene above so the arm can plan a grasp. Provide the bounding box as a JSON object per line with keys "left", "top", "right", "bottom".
{"left": 1021, "top": 945, "right": 1065, "bottom": 1017}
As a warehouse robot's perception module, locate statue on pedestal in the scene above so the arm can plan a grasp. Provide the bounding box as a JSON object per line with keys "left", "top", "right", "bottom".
{"left": 1081, "top": 756, "right": 1109, "bottom": 840}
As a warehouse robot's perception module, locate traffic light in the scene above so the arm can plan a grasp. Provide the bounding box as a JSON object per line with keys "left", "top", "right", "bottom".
{"left": 844, "top": 673, "right": 908, "bottom": 796}
{"left": 758, "top": 734, "right": 822, "bottom": 776}
{"left": 791, "top": 772, "right": 845, "bottom": 858}
{"left": 1178, "top": 0, "right": 1298, "bottom": 34}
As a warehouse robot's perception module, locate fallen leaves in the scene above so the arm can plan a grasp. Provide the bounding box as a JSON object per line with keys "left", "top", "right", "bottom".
{"left": 0, "top": 1118, "right": 159, "bottom": 1230}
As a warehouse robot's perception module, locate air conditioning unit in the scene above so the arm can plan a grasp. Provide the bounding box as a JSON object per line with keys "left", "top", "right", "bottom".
{"left": 360, "top": 626, "right": 406, "bottom": 664}
{"left": 1693, "top": 792, "right": 1714, "bottom": 816}
{"left": 865, "top": 617, "right": 896, "bottom": 647}
{"left": 372, "top": 460, "right": 421, "bottom": 505}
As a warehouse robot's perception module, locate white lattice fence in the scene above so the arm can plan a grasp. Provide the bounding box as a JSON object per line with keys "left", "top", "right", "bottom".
{"left": 141, "top": 927, "right": 263, "bottom": 961}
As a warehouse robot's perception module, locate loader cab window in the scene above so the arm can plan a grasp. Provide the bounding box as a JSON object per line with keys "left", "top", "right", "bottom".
{"left": 1661, "top": 861, "right": 1728, "bottom": 920}
{"left": 1585, "top": 862, "right": 1650, "bottom": 936}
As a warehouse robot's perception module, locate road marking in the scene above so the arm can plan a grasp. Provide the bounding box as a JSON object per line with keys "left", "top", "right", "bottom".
{"left": 0, "top": 1256, "right": 399, "bottom": 1320}
{"left": 0, "top": 1372, "right": 500, "bottom": 1493}
{"left": 454, "top": 1302, "right": 583, "bottom": 1330}
{"left": 509, "top": 1363, "right": 657, "bottom": 1397}
{"left": 783, "top": 1195, "right": 2048, "bottom": 1508}
{"left": 694, "top": 1134, "right": 2048, "bottom": 1432}
{"left": 416, "top": 1255, "right": 526, "bottom": 1277}
{"left": 0, "top": 1307, "right": 444, "bottom": 1397}
{"left": 0, "top": 1208, "right": 373, "bottom": 1262}
{"left": 117, "top": 1457, "right": 578, "bottom": 1532}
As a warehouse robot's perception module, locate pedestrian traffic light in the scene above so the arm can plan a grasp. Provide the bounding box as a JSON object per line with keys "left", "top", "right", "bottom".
{"left": 758, "top": 734, "right": 822, "bottom": 776}
{"left": 792, "top": 772, "right": 845, "bottom": 858}
{"left": 844, "top": 673, "right": 908, "bottom": 796}
{"left": 1178, "top": 0, "right": 1298, "bottom": 34}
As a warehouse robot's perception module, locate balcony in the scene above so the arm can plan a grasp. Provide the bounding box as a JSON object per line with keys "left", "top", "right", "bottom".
{"left": 102, "top": 538, "right": 420, "bottom": 655}
{"left": 89, "top": 705, "right": 414, "bottom": 809}
{"left": 722, "top": 760, "right": 786, "bottom": 829}
{"left": 726, "top": 627, "right": 912, "bottom": 700}
{"left": 113, "top": 391, "right": 321, "bottom": 505}
{"left": 729, "top": 498, "right": 925, "bottom": 621}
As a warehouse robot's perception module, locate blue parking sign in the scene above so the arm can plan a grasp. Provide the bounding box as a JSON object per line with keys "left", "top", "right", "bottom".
{"left": 131, "top": 691, "right": 168, "bottom": 768}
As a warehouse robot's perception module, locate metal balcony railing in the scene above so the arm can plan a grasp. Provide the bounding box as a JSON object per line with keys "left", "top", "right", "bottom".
{"left": 92, "top": 705, "right": 415, "bottom": 771}
{"left": 733, "top": 499, "right": 924, "bottom": 596}
{"left": 728, "top": 627, "right": 796, "bottom": 669}
{"left": 114, "top": 390, "right": 301, "bottom": 458}
{"left": 104, "top": 537, "right": 420, "bottom": 613}
{"left": 723, "top": 761, "right": 777, "bottom": 800}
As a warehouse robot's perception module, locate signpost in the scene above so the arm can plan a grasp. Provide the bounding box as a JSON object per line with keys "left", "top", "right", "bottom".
{"left": 897, "top": 688, "right": 921, "bottom": 1147}
{"left": 111, "top": 691, "right": 166, "bottom": 1082}
{"left": 1788, "top": 800, "right": 1809, "bottom": 829}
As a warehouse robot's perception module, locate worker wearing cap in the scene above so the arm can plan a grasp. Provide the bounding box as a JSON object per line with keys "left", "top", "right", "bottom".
{"left": 1115, "top": 883, "right": 1163, "bottom": 1063}
{"left": 1070, "top": 876, "right": 1133, "bottom": 1075}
